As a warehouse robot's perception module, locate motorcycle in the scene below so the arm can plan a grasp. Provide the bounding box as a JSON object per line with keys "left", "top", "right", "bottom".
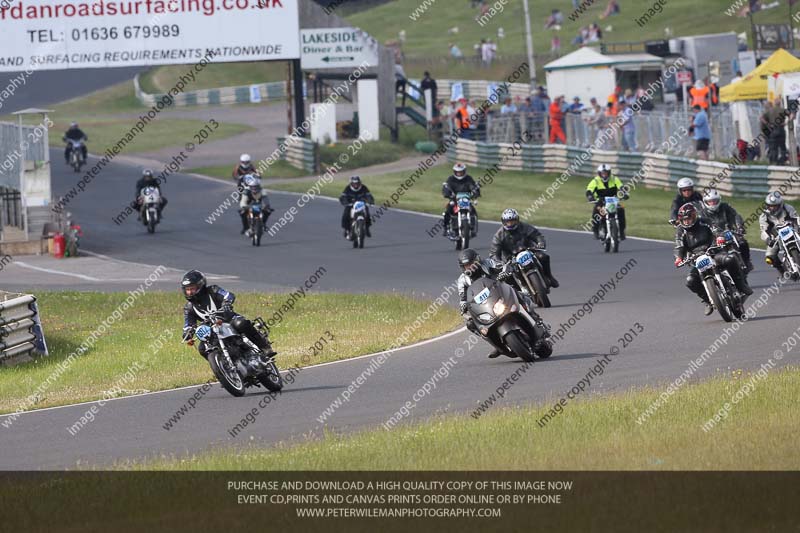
{"left": 597, "top": 196, "right": 621, "bottom": 253}
{"left": 139, "top": 186, "right": 161, "bottom": 234}
{"left": 767, "top": 222, "right": 800, "bottom": 279}
{"left": 247, "top": 202, "right": 265, "bottom": 247}
{"left": 190, "top": 312, "right": 283, "bottom": 397}
{"left": 347, "top": 200, "right": 368, "bottom": 249}
{"left": 506, "top": 248, "right": 551, "bottom": 308}
{"left": 465, "top": 277, "right": 552, "bottom": 362}
{"left": 67, "top": 140, "right": 86, "bottom": 172}
{"left": 449, "top": 192, "right": 476, "bottom": 251}
{"left": 679, "top": 238, "right": 745, "bottom": 322}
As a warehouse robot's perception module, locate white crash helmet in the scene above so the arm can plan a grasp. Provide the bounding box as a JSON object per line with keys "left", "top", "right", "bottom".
{"left": 597, "top": 163, "right": 611, "bottom": 181}
{"left": 765, "top": 191, "right": 784, "bottom": 216}
{"left": 677, "top": 177, "right": 694, "bottom": 191}
{"left": 501, "top": 208, "right": 520, "bottom": 230}
{"left": 239, "top": 154, "right": 252, "bottom": 165}
{"left": 453, "top": 163, "right": 467, "bottom": 179}
{"left": 702, "top": 189, "right": 722, "bottom": 213}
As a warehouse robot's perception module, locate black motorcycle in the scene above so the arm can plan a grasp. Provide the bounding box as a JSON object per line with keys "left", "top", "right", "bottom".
{"left": 347, "top": 200, "right": 369, "bottom": 249}
{"left": 189, "top": 312, "right": 282, "bottom": 397}
{"left": 465, "top": 277, "right": 552, "bottom": 362}
{"left": 247, "top": 202, "right": 265, "bottom": 247}
{"left": 505, "top": 248, "right": 551, "bottom": 308}
{"left": 678, "top": 235, "right": 745, "bottom": 323}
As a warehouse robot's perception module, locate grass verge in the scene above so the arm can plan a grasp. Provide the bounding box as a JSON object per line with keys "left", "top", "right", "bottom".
{"left": 125, "top": 366, "right": 800, "bottom": 470}
{"left": 188, "top": 161, "right": 307, "bottom": 180}
{"left": 5, "top": 80, "right": 254, "bottom": 156}
{"left": 0, "top": 292, "right": 460, "bottom": 414}
{"left": 139, "top": 62, "right": 289, "bottom": 93}
{"left": 268, "top": 166, "right": 766, "bottom": 242}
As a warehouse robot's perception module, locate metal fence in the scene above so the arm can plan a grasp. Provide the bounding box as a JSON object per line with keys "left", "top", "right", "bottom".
{"left": 447, "top": 102, "right": 775, "bottom": 163}
{"left": 0, "top": 120, "right": 48, "bottom": 191}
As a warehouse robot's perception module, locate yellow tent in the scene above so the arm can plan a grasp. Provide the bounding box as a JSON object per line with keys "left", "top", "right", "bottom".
{"left": 720, "top": 48, "right": 800, "bottom": 102}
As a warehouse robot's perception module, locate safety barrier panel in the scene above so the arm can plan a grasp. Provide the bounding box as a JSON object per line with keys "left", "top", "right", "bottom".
{"left": 0, "top": 291, "right": 47, "bottom": 366}
{"left": 448, "top": 139, "right": 800, "bottom": 200}
{"left": 134, "top": 75, "right": 289, "bottom": 107}
{"left": 276, "top": 136, "right": 319, "bottom": 174}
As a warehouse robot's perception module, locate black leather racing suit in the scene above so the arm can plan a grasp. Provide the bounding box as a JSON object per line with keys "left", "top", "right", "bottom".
{"left": 699, "top": 202, "right": 751, "bottom": 268}
{"left": 339, "top": 185, "right": 374, "bottom": 231}
{"left": 182, "top": 285, "right": 273, "bottom": 359}
{"left": 63, "top": 128, "right": 88, "bottom": 163}
{"left": 489, "top": 222, "right": 557, "bottom": 287}
{"left": 670, "top": 191, "right": 703, "bottom": 221}
{"left": 441, "top": 174, "right": 480, "bottom": 234}
{"left": 134, "top": 176, "right": 168, "bottom": 214}
{"left": 674, "top": 222, "right": 750, "bottom": 303}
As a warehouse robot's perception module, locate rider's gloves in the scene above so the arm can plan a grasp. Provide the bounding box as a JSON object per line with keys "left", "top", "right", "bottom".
{"left": 221, "top": 303, "right": 234, "bottom": 315}
{"left": 767, "top": 237, "right": 776, "bottom": 247}
{"left": 459, "top": 302, "right": 468, "bottom": 314}
{"left": 496, "top": 268, "right": 512, "bottom": 282}
{"left": 674, "top": 257, "right": 683, "bottom": 268}
{"left": 669, "top": 218, "right": 677, "bottom": 226}
{"left": 182, "top": 327, "right": 195, "bottom": 343}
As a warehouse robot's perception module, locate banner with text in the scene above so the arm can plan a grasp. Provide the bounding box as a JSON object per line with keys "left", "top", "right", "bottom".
{"left": 0, "top": 0, "right": 300, "bottom": 72}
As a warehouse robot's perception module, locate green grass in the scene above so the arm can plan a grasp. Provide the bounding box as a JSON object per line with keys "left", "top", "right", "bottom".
{"left": 0, "top": 292, "right": 460, "bottom": 414}
{"left": 189, "top": 161, "right": 308, "bottom": 180}
{"left": 319, "top": 137, "right": 413, "bottom": 171}
{"left": 346, "top": 0, "right": 790, "bottom": 81}
{"left": 5, "top": 80, "right": 255, "bottom": 156}
{"left": 124, "top": 366, "right": 800, "bottom": 470}
{"left": 139, "top": 62, "right": 290, "bottom": 93}
{"left": 268, "top": 165, "right": 766, "bottom": 241}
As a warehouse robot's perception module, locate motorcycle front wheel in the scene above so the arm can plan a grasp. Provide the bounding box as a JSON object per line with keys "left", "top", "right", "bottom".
{"left": 704, "top": 278, "right": 733, "bottom": 322}
{"left": 504, "top": 329, "right": 535, "bottom": 363}
{"left": 209, "top": 350, "right": 246, "bottom": 397}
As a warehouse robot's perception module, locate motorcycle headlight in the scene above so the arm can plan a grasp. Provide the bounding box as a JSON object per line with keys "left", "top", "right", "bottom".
{"left": 478, "top": 313, "right": 493, "bottom": 323}
{"left": 493, "top": 300, "right": 506, "bottom": 316}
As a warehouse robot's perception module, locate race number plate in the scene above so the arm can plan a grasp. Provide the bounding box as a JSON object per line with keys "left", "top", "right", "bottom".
{"left": 473, "top": 288, "right": 491, "bottom": 304}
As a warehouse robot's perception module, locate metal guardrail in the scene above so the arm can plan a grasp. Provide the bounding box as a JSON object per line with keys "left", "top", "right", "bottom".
{"left": 448, "top": 138, "right": 800, "bottom": 201}
{"left": 276, "top": 136, "right": 319, "bottom": 174}
{"left": 0, "top": 291, "right": 47, "bottom": 366}
{"left": 134, "top": 74, "right": 289, "bottom": 107}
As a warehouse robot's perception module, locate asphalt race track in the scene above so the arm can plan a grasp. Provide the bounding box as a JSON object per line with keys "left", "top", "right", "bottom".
{"left": 1, "top": 152, "right": 798, "bottom": 469}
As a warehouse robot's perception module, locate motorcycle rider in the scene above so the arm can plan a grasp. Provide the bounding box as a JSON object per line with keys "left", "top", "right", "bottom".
{"left": 457, "top": 248, "right": 550, "bottom": 359}
{"left": 63, "top": 122, "right": 88, "bottom": 164}
{"left": 674, "top": 203, "right": 752, "bottom": 316}
{"left": 181, "top": 270, "right": 276, "bottom": 359}
{"left": 669, "top": 177, "right": 703, "bottom": 224}
{"left": 760, "top": 191, "right": 800, "bottom": 279}
{"left": 238, "top": 174, "right": 273, "bottom": 235}
{"left": 585, "top": 163, "right": 628, "bottom": 240}
{"left": 699, "top": 189, "right": 754, "bottom": 272}
{"left": 489, "top": 208, "right": 559, "bottom": 288}
{"left": 441, "top": 163, "right": 480, "bottom": 239}
{"left": 339, "top": 176, "right": 374, "bottom": 239}
{"left": 133, "top": 169, "right": 167, "bottom": 219}
{"left": 232, "top": 154, "right": 259, "bottom": 188}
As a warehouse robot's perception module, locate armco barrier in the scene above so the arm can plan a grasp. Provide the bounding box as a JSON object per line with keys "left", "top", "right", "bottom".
{"left": 0, "top": 291, "right": 47, "bottom": 366}
{"left": 431, "top": 79, "right": 531, "bottom": 102}
{"left": 134, "top": 74, "right": 288, "bottom": 107}
{"left": 276, "top": 136, "right": 319, "bottom": 174}
{"left": 448, "top": 139, "right": 800, "bottom": 200}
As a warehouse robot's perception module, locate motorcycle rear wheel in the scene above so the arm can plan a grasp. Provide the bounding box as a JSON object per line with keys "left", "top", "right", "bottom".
{"left": 528, "top": 272, "right": 551, "bottom": 308}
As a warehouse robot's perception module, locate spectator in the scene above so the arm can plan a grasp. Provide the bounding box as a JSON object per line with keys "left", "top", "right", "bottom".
{"left": 690, "top": 104, "right": 711, "bottom": 161}
{"left": 550, "top": 33, "right": 561, "bottom": 54}
{"left": 531, "top": 86, "right": 549, "bottom": 112}
{"left": 689, "top": 79, "right": 710, "bottom": 110}
{"left": 624, "top": 88, "right": 635, "bottom": 105}
{"left": 395, "top": 62, "right": 407, "bottom": 97}
{"left": 587, "top": 99, "right": 609, "bottom": 147}
{"left": 607, "top": 85, "right": 622, "bottom": 116}
{"left": 619, "top": 101, "right": 637, "bottom": 152}
{"left": 572, "top": 26, "right": 589, "bottom": 46}
{"left": 501, "top": 97, "right": 517, "bottom": 114}
{"left": 455, "top": 98, "right": 474, "bottom": 139}
{"left": 420, "top": 71, "right": 438, "bottom": 105}
{"left": 587, "top": 23, "right": 602, "bottom": 42}
{"left": 765, "top": 97, "right": 788, "bottom": 165}
{"left": 549, "top": 96, "right": 567, "bottom": 143}
{"left": 480, "top": 39, "right": 493, "bottom": 67}
{"left": 601, "top": 0, "right": 620, "bottom": 18}
{"left": 519, "top": 96, "right": 533, "bottom": 114}
{"left": 449, "top": 43, "right": 463, "bottom": 58}
{"left": 545, "top": 9, "right": 563, "bottom": 29}
{"left": 569, "top": 96, "right": 584, "bottom": 114}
